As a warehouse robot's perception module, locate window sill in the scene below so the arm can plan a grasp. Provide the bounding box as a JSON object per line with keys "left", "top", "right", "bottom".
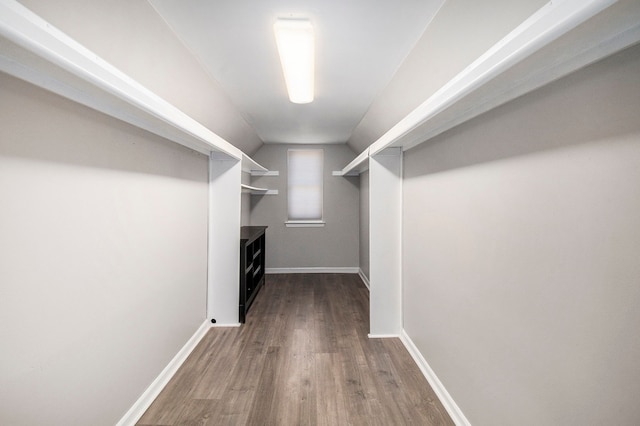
{"left": 285, "top": 221, "right": 325, "bottom": 228}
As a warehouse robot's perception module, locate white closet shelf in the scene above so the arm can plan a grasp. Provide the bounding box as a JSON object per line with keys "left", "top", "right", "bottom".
{"left": 340, "top": 0, "right": 640, "bottom": 176}
{"left": 241, "top": 184, "right": 278, "bottom": 195}
{"left": 0, "top": 0, "right": 260, "bottom": 164}
{"left": 337, "top": 148, "right": 369, "bottom": 176}
{"left": 250, "top": 170, "right": 279, "bottom": 177}
{"left": 241, "top": 155, "right": 268, "bottom": 174}
{"left": 246, "top": 168, "right": 278, "bottom": 194}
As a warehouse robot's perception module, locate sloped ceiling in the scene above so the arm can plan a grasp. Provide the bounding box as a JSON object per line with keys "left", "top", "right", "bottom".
{"left": 346, "top": 0, "right": 548, "bottom": 154}
{"left": 17, "top": 0, "right": 265, "bottom": 155}
{"left": 148, "top": 0, "right": 445, "bottom": 146}
{"left": 15, "top": 0, "right": 633, "bottom": 158}
{"left": 12, "top": 0, "right": 554, "bottom": 156}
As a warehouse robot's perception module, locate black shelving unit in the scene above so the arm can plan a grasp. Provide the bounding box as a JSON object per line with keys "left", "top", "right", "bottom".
{"left": 239, "top": 226, "right": 267, "bottom": 323}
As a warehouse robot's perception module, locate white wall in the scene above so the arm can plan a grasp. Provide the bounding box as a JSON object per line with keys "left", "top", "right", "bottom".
{"left": 208, "top": 157, "right": 242, "bottom": 325}
{"left": 402, "top": 44, "right": 640, "bottom": 425}
{"left": 250, "top": 144, "right": 359, "bottom": 270}
{"left": 359, "top": 170, "right": 370, "bottom": 281}
{"left": 0, "top": 73, "right": 209, "bottom": 425}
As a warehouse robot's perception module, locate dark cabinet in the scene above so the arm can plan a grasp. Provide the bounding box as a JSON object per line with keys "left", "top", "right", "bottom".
{"left": 239, "top": 226, "right": 267, "bottom": 323}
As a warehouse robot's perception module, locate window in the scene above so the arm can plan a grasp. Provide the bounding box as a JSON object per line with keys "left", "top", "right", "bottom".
{"left": 287, "top": 149, "right": 324, "bottom": 226}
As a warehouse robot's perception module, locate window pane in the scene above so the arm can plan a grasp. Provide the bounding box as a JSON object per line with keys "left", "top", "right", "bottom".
{"left": 288, "top": 149, "right": 323, "bottom": 220}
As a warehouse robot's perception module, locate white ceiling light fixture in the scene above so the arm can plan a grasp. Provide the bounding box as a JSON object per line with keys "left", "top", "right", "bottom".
{"left": 274, "top": 18, "right": 314, "bottom": 104}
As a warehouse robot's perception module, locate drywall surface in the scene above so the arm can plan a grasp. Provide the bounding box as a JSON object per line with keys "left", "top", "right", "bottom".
{"left": 402, "top": 44, "right": 640, "bottom": 425}
{"left": 0, "top": 73, "right": 208, "bottom": 425}
{"left": 250, "top": 144, "right": 359, "bottom": 270}
{"left": 348, "top": 0, "right": 547, "bottom": 154}
{"left": 17, "top": 0, "right": 263, "bottom": 155}
{"left": 359, "top": 170, "right": 370, "bottom": 281}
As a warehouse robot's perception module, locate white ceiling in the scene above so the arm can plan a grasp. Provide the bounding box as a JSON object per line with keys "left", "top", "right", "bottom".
{"left": 148, "top": 0, "right": 444, "bottom": 144}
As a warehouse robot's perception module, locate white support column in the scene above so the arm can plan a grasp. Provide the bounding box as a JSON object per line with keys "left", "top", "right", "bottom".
{"left": 208, "top": 153, "right": 242, "bottom": 325}
{"left": 369, "top": 147, "right": 403, "bottom": 337}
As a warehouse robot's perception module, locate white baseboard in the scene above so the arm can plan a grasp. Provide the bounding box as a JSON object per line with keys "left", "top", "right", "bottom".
{"left": 358, "top": 268, "right": 370, "bottom": 290}
{"left": 368, "top": 333, "right": 401, "bottom": 339}
{"left": 265, "top": 267, "right": 359, "bottom": 274}
{"left": 210, "top": 322, "right": 241, "bottom": 328}
{"left": 116, "top": 320, "right": 211, "bottom": 426}
{"left": 399, "top": 330, "right": 471, "bottom": 426}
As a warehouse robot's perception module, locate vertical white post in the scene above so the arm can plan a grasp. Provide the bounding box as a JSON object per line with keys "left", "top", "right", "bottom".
{"left": 208, "top": 153, "right": 242, "bottom": 325}
{"left": 369, "top": 148, "right": 403, "bottom": 337}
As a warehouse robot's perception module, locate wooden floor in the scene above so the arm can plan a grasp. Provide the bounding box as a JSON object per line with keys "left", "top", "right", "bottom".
{"left": 138, "top": 274, "right": 453, "bottom": 426}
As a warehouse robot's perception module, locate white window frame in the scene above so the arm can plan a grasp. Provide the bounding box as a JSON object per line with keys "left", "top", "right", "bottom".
{"left": 286, "top": 149, "right": 325, "bottom": 227}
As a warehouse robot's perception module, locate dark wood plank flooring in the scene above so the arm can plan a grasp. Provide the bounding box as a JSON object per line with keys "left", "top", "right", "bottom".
{"left": 137, "top": 273, "right": 453, "bottom": 425}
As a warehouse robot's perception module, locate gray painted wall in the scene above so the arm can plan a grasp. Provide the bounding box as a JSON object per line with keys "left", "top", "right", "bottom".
{"left": 402, "top": 44, "right": 640, "bottom": 425}
{"left": 0, "top": 73, "right": 208, "bottom": 425}
{"left": 347, "top": 0, "right": 547, "bottom": 154}
{"left": 18, "top": 0, "right": 263, "bottom": 155}
{"left": 250, "top": 144, "right": 359, "bottom": 270}
{"left": 359, "top": 170, "right": 370, "bottom": 281}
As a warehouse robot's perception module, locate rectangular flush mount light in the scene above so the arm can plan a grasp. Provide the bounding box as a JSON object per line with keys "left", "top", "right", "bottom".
{"left": 274, "top": 18, "right": 314, "bottom": 104}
